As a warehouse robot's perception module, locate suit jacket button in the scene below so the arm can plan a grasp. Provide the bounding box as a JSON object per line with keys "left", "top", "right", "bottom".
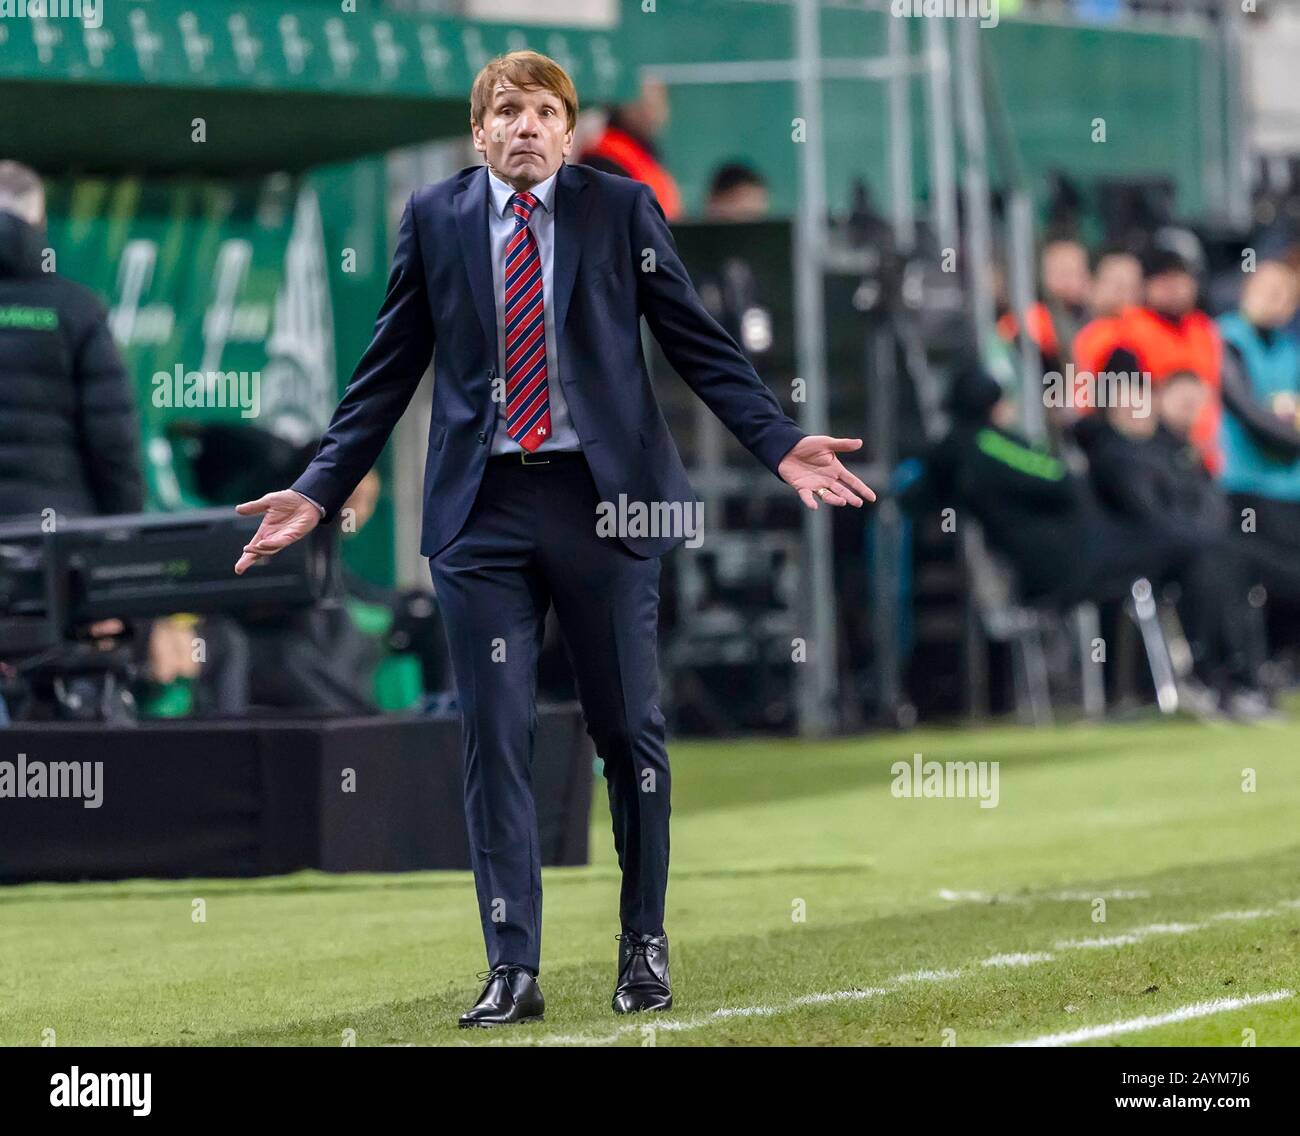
{"left": 476, "top": 431, "right": 488, "bottom": 444}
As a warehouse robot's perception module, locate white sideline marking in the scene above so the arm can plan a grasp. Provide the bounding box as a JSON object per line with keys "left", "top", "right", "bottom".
{"left": 938, "top": 887, "right": 1151, "bottom": 904}
{"left": 515, "top": 987, "right": 895, "bottom": 1046}
{"left": 982, "top": 952, "right": 1054, "bottom": 968}
{"left": 1001, "top": 990, "right": 1294, "bottom": 1047}
{"left": 1057, "top": 921, "right": 1206, "bottom": 949}
{"left": 1051, "top": 888, "right": 1151, "bottom": 901}
{"left": 895, "top": 968, "right": 963, "bottom": 983}
{"left": 492, "top": 899, "right": 1300, "bottom": 1046}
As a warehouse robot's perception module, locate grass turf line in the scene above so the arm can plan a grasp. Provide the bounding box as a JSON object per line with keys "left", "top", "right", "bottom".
{"left": 1, "top": 714, "right": 1298, "bottom": 1046}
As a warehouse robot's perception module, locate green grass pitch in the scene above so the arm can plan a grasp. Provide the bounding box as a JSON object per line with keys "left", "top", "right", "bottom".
{"left": 2, "top": 713, "right": 1298, "bottom": 1046}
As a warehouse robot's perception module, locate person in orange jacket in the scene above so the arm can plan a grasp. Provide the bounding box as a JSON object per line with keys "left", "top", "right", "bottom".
{"left": 997, "top": 236, "right": 1093, "bottom": 374}
{"left": 1073, "top": 248, "right": 1223, "bottom": 473}
{"left": 578, "top": 78, "right": 683, "bottom": 221}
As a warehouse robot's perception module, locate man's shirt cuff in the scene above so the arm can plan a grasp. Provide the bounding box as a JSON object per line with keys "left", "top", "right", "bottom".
{"left": 293, "top": 490, "right": 327, "bottom": 518}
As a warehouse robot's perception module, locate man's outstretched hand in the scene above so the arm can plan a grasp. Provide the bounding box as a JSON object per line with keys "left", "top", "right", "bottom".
{"left": 778, "top": 436, "right": 877, "bottom": 510}
{"left": 233, "top": 490, "right": 322, "bottom": 575}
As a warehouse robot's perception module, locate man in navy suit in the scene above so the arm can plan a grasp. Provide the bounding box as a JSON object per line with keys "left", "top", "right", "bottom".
{"left": 234, "top": 51, "right": 874, "bottom": 1027}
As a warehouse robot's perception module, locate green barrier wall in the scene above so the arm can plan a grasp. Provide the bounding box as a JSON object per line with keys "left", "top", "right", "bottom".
{"left": 618, "top": 1, "right": 1215, "bottom": 222}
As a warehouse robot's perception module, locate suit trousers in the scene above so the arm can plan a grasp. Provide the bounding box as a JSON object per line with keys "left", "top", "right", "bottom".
{"left": 428, "top": 450, "right": 671, "bottom": 973}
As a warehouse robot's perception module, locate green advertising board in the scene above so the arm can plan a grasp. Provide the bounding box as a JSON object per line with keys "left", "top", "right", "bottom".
{"left": 43, "top": 157, "right": 397, "bottom": 583}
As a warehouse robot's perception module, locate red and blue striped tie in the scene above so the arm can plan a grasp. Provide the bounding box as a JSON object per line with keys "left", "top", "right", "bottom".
{"left": 502, "top": 191, "right": 551, "bottom": 452}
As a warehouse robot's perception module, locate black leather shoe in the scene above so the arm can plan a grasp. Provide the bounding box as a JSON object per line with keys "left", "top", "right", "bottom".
{"left": 612, "top": 932, "right": 672, "bottom": 1013}
{"left": 458, "top": 964, "right": 545, "bottom": 1028}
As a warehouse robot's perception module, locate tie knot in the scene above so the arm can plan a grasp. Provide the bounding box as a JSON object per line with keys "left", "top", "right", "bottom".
{"left": 511, "top": 191, "right": 538, "bottom": 221}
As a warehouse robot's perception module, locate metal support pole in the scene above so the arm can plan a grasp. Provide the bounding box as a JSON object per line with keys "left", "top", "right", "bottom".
{"left": 954, "top": 18, "right": 996, "bottom": 354}
{"left": 887, "top": 12, "right": 916, "bottom": 254}
{"left": 793, "top": 0, "right": 839, "bottom": 736}
{"left": 1221, "top": 0, "right": 1253, "bottom": 232}
{"left": 1008, "top": 189, "right": 1046, "bottom": 441}
{"left": 922, "top": 15, "right": 959, "bottom": 258}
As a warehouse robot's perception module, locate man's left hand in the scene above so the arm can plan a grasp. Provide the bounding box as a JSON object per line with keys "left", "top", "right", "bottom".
{"left": 778, "top": 436, "right": 877, "bottom": 510}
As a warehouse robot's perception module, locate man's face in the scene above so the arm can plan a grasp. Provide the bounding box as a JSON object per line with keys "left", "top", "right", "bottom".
{"left": 1241, "top": 262, "right": 1298, "bottom": 329}
{"left": 619, "top": 78, "right": 671, "bottom": 139}
{"left": 1109, "top": 398, "right": 1156, "bottom": 439}
{"left": 472, "top": 80, "right": 572, "bottom": 189}
{"left": 1090, "top": 254, "right": 1142, "bottom": 317}
{"left": 1041, "top": 242, "right": 1091, "bottom": 307}
{"left": 706, "top": 184, "right": 769, "bottom": 221}
{"left": 1145, "top": 270, "right": 1197, "bottom": 318}
{"left": 1158, "top": 378, "right": 1207, "bottom": 438}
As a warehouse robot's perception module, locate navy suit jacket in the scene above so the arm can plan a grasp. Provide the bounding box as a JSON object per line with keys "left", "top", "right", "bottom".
{"left": 292, "top": 161, "right": 806, "bottom": 558}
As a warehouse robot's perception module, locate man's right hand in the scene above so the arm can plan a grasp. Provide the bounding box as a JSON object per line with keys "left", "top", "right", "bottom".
{"left": 233, "top": 490, "right": 322, "bottom": 575}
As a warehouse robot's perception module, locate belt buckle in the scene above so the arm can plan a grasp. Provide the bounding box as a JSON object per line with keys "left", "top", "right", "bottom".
{"left": 519, "top": 449, "right": 550, "bottom": 466}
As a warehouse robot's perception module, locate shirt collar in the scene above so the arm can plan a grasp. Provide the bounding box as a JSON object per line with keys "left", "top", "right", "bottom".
{"left": 487, "top": 163, "right": 559, "bottom": 219}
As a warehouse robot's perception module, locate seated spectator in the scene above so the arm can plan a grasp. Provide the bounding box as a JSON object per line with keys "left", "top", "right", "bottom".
{"left": 1071, "top": 373, "right": 1267, "bottom": 712}
{"left": 705, "top": 162, "right": 769, "bottom": 222}
{"left": 1217, "top": 259, "right": 1300, "bottom": 527}
{"left": 1088, "top": 247, "right": 1143, "bottom": 320}
{"left": 1216, "top": 261, "right": 1300, "bottom": 659}
{"left": 1151, "top": 372, "right": 1232, "bottom": 537}
{"left": 997, "top": 235, "right": 1092, "bottom": 375}
{"left": 1073, "top": 247, "right": 1224, "bottom": 473}
{"left": 904, "top": 366, "right": 1264, "bottom": 715}
{"left": 903, "top": 366, "right": 1191, "bottom": 609}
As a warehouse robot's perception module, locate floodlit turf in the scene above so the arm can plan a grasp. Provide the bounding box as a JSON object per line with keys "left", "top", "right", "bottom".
{"left": 2, "top": 711, "right": 1298, "bottom": 1046}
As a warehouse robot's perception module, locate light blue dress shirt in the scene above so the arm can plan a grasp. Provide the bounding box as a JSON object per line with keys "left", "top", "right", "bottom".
{"left": 485, "top": 163, "right": 581, "bottom": 454}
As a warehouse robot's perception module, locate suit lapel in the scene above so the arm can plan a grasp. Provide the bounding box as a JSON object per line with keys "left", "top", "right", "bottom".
{"left": 552, "top": 161, "right": 592, "bottom": 337}
{"left": 454, "top": 166, "right": 498, "bottom": 365}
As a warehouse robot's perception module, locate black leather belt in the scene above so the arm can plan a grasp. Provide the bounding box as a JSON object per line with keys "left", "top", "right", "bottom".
{"left": 487, "top": 448, "right": 585, "bottom": 467}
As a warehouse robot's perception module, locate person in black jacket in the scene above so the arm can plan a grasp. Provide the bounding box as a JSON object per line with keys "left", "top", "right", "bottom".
{"left": 905, "top": 365, "right": 1194, "bottom": 609}
{"left": 0, "top": 161, "right": 144, "bottom": 522}
{"left": 901, "top": 366, "right": 1270, "bottom": 715}
{"left": 1070, "top": 373, "right": 1267, "bottom": 710}
{"left": 0, "top": 161, "right": 146, "bottom": 721}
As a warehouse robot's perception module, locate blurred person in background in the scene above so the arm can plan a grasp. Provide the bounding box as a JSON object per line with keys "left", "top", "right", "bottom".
{"left": 1071, "top": 248, "right": 1143, "bottom": 406}
{"left": 696, "top": 162, "right": 774, "bottom": 365}
{"left": 577, "top": 76, "right": 682, "bottom": 220}
{"left": 1072, "top": 372, "right": 1267, "bottom": 715}
{"left": 1217, "top": 259, "right": 1300, "bottom": 523}
{"left": 1087, "top": 247, "right": 1143, "bottom": 320}
{"left": 1216, "top": 260, "right": 1300, "bottom": 663}
{"left": 902, "top": 366, "right": 1192, "bottom": 610}
{"left": 1074, "top": 247, "right": 1223, "bottom": 473}
{"left": 1152, "top": 371, "right": 1228, "bottom": 534}
{"left": 0, "top": 160, "right": 144, "bottom": 521}
{"left": 997, "top": 235, "right": 1092, "bottom": 375}
{"left": 704, "top": 162, "right": 769, "bottom": 221}
{"left": 0, "top": 160, "right": 151, "bottom": 721}
{"left": 904, "top": 366, "right": 1260, "bottom": 714}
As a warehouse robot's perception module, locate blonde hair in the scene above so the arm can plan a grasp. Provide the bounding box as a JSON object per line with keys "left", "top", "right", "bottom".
{"left": 470, "top": 50, "right": 579, "bottom": 134}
